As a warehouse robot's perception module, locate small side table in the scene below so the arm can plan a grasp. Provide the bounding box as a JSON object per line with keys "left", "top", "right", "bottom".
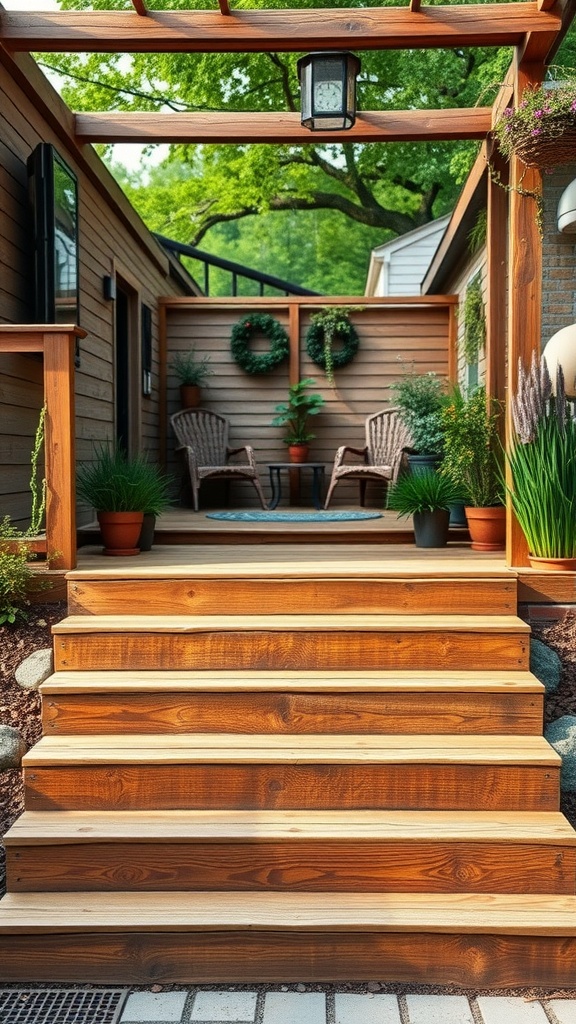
{"left": 268, "top": 462, "right": 326, "bottom": 510}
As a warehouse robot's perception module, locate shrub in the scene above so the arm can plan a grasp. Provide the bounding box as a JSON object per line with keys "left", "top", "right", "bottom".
{"left": 0, "top": 541, "right": 32, "bottom": 625}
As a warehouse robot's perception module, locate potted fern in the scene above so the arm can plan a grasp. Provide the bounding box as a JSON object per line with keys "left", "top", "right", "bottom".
{"left": 272, "top": 378, "right": 326, "bottom": 463}
{"left": 170, "top": 349, "right": 213, "bottom": 409}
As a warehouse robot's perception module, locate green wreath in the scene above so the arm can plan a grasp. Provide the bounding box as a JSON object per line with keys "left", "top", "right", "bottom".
{"left": 305, "top": 317, "right": 360, "bottom": 381}
{"left": 230, "top": 314, "right": 289, "bottom": 375}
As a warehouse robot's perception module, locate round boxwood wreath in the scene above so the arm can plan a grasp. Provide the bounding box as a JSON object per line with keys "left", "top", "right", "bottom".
{"left": 305, "top": 317, "right": 360, "bottom": 380}
{"left": 230, "top": 314, "right": 289, "bottom": 375}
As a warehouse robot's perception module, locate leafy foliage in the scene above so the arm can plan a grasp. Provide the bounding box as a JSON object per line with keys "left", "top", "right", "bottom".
{"left": 271, "top": 377, "right": 326, "bottom": 445}
{"left": 0, "top": 539, "right": 33, "bottom": 626}
{"left": 390, "top": 370, "right": 447, "bottom": 455}
{"left": 441, "top": 386, "right": 504, "bottom": 507}
{"left": 462, "top": 274, "right": 486, "bottom": 367}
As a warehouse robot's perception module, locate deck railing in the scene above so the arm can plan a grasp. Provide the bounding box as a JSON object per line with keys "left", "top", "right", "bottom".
{"left": 0, "top": 325, "right": 84, "bottom": 570}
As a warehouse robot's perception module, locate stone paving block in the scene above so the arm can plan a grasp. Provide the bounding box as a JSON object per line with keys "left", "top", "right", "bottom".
{"left": 476, "top": 996, "right": 549, "bottom": 1024}
{"left": 120, "top": 991, "right": 188, "bottom": 1023}
{"left": 190, "top": 990, "right": 258, "bottom": 1022}
{"left": 335, "top": 992, "right": 401, "bottom": 1023}
{"left": 542, "top": 1002, "right": 576, "bottom": 1024}
{"left": 405, "top": 994, "right": 474, "bottom": 1024}
{"left": 262, "top": 991, "right": 326, "bottom": 1024}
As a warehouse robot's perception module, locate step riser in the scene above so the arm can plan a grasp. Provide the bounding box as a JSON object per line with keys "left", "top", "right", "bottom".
{"left": 7, "top": 841, "right": 575, "bottom": 895}
{"left": 24, "top": 764, "right": 560, "bottom": 813}
{"left": 53, "top": 631, "right": 529, "bottom": 673}
{"left": 0, "top": 932, "right": 574, "bottom": 988}
{"left": 41, "top": 691, "right": 544, "bottom": 735}
{"left": 67, "top": 578, "right": 517, "bottom": 617}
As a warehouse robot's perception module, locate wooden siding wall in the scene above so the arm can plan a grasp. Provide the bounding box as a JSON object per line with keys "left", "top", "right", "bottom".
{"left": 164, "top": 299, "right": 452, "bottom": 509}
{"left": 0, "top": 53, "right": 186, "bottom": 529}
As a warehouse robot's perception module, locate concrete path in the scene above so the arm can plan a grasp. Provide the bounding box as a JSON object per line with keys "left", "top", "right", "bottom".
{"left": 116, "top": 988, "right": 576, "bottom": 1024}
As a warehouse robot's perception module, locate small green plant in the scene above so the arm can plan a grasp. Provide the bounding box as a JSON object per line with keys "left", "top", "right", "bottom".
{"left": 507, "top": 353, "right": 576, "bottom": 558}
{"left": 0, "top": 540, "right": 32, "bottom": 625}
{"left": 462, "top": 275, "right": 486, "bottom": 367}
{"left": 169, "top": 349, "right": 213, "bottom": 387}
{"left": 388, "top": 469, "right": 464, "bottom": 517}
{"left": 390, "top": 369, "right": 446, "bottom": 455}
{"left": 441, "top": 386, "right": 504, "bottom": 507}
{"left": 272, "top": 378, "right": 326, "bottom": 445}
{"left": 0, "top": 405, "right": 47, "bottom": 541}
{"left": 77, "top": 446, "right": 173, "bottom": 514}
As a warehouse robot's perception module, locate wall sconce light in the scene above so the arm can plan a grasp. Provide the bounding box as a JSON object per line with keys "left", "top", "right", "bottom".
{"left": 557, "top": 178, "right": 576, "bottom": 233}
{"left": 103, "top": 274, "right": 117, "bottom": 301}
{"left": 297, "top": 51, "right": 361, "bottom": 131}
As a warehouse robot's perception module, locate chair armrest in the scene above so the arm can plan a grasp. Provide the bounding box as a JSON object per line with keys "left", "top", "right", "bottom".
{"left": 332, "top": 445, "right": 368, "bottom": 469}
{"left": 227, "top": 445, "right": 257, "bottom": 469}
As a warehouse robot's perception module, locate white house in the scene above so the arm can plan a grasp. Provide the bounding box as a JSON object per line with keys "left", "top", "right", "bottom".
{"left": 365, "top": 215, "right": 450, "bottom": 296}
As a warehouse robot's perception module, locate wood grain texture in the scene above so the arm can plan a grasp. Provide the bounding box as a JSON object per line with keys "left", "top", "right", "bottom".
{"left": 23, "top": 763, "right": 560, "bottom": 812}
{"left": 52, "top": 628, "right": 529, "bottom": 672}
{"left": 41, "top": 689, "right": 544, "bottom": 736}
{"left": 66, "top": 577, "right": 517, "bottom": 616}
{"left": 74, "top": 109, "right": 493, "bottom": 146}
{"left": 8, "top": 839, "right": 575, "bottom": 894}
{"left": 1, "top": 6, "right": 558, "bottom": 53}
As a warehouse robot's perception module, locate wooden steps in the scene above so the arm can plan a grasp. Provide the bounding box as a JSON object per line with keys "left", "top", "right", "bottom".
{"left": 1, "top": 891, "right": 576, "bottom": 988}
{"left": 52, "top": 614, "right": 529, "bottom": 672}
{"left": 40, "top": 669, "right": 544, "bottom": 735}
{"left": 6, "top": 810, "right": 576, "bottom": 895}
{"left": 1, "top": 553, "right": 575, "bottom": 987}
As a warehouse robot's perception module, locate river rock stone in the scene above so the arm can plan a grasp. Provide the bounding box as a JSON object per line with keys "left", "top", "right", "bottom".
{"left": 0, "top": 725, "right": 26, "bottom": 769}
{"left": 545, "top": 716, "right": 576, "bottom": 791}
{"left": 530, "top": 638, "right": 561, "bottom": 694}
{"left": 15, "top": 648, "right": 53, "bottom": 691}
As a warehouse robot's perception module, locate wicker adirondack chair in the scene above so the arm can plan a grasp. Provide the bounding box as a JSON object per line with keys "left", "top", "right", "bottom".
{"left": 171, "top": 409, "right": 267, "bottom": 511}
{"left": 324, "top": 408, "right": 412, "bottom": 508}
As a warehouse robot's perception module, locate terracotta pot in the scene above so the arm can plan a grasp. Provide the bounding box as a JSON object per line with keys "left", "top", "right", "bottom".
{"left": 288, "top": 444, "right": 310, "bottom": 464}
{"left": 464, "top": 505, "right": 506, "bottom": 552}
{"left": 97, "top": 511, "right": 143, "bottom": 556}
{"left": 528, "top": 555, "right": 576, "bottom": 572}
{"left": 180, "top": 384, "right": 201, "bottom": 409}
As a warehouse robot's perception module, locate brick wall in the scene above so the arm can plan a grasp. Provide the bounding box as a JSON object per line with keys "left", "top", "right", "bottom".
{"left": 541, "top": 167, "right": 576, "bottom": 347}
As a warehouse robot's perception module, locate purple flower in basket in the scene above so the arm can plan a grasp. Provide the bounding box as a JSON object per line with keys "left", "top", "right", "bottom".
{"left": 531, "top": 128, "right": 542, "bottom": 136}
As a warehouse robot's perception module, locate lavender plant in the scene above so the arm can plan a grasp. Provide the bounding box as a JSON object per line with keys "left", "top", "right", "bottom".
{"left": 507, "top": 352, "right": 576, "bottom": 558}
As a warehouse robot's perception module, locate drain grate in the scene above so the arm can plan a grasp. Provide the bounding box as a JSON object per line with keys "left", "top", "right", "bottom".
{"left": 0, "top": 989, "right": 128, "bottom": 1024}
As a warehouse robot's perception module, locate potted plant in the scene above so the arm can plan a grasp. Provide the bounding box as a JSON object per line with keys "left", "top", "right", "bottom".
{"left": 390, "top": 369, "right": 446, "bottom": 471}
{"left": 440, "top": 385, "right": 506, "bottom": 551}
{"left": 76, "top": 445, "right": 172, "bottom": 556}
{"left": 170, "top": 349, "right": 213, "bottom": 409}
{"left": 493, "top": 76, "right": 576, "bottom": 170}
{"left": 271, "top": 377, "right": 326, "bottom": 463}
{"left": 507, "top": 353, "right": 576, "bottom": 569}
{"left": 387, "top": 468, "right": 464, "bottom": 548}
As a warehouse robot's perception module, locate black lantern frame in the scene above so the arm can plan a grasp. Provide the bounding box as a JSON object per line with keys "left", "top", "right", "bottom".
{"left": 297, "top": 51, "right": 361, "bottom": 131}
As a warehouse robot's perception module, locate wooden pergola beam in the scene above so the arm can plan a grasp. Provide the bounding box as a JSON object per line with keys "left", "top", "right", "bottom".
{"left": 74, "top": 107, "right": 493, "bottom": 145}
{"left": 0, "top": 5, "right": 560, "bottom": 54}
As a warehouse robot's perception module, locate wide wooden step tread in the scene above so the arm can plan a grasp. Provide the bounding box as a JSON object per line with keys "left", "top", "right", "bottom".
{"left": 1, "top": 891, "right": 576, "bottom": 934}
{"left": 52, "top": 614, "right": 529, "bottom": 634}
{"left": 6, "top": 809, "right": 574, "bottom": 845}
{"left": 41, "top": 669, "right": 543, "bottom": 694}
{"left": 24, "top": 733, "right": 559, "bottom": 766}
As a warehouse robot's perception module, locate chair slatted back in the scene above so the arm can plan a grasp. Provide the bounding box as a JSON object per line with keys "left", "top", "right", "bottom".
{"left": 365, "top": 408, "right": 411, "bottom": 468}
{"left": 171, "top": 409, "right": 229, "bottom": 466}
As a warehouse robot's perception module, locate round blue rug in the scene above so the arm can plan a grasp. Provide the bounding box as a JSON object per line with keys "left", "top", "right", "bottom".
{"left": 206, "top": 510, "right": 383, "bottom": 522}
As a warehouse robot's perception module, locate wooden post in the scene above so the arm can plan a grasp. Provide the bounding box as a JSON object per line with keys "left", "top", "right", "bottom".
{"left": 486, "top": 147, "right": 508, "bottom": 408}
{"left": 506, "top": 56, "right": 544, "bottom": 568}
{"left": 447, "top": 302, "right": 458, "bottom": 383}
{"left": 43, "top": 329, "right": 79, "bottom": 570}
{"left": 288, "top": 300, "right": 301, "bottom": 385}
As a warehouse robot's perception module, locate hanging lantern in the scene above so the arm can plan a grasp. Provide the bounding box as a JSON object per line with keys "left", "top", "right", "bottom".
{"left": 297, "top": 51, "right": 361, "bottom": 131}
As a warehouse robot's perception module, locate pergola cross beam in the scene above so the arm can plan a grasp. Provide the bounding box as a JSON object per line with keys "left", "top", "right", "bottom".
{"left": 0, "top": 4, "right": 561, "bottom": 54}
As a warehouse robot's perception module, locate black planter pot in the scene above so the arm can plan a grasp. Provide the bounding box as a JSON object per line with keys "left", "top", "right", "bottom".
{"left": 138, "top": 513, "right": 156, "bottom": 552}
{"left": 449, "top": 502, "right": 468, "bottom": 527}
{"left": 413, "top": 509, "right": 450, "bottom": 548}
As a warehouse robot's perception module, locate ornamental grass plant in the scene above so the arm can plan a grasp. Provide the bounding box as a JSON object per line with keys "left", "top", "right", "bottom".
{"left": 77, "top": 445, "right": 172, "bottom": 515}
{"left": 508, "top": 353, "right": 576, "bottom": 559}
{"left": 440, "top": 386, "right": 504, "bottom": 507}
{"left": 169, "top": 349, "right": 213, "bottom": 387}
{"left": 387, "top": 468, "right": 464, "bottom": 516}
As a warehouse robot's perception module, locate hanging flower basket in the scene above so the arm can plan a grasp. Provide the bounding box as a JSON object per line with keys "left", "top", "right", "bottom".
{"left": 493, "top": 79, "right": 576, "bottom": 171}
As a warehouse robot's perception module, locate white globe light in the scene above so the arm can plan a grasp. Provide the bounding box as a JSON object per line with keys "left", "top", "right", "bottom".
{"left": 543, "top": 324, "right": 576, "bottom": 397}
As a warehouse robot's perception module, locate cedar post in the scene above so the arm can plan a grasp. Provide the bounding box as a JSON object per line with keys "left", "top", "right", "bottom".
{"left": 506, "top": 56, "right": 544, "bottom": 567}
{"left": 43, "top": 329, "right": 80, "bottom": 570}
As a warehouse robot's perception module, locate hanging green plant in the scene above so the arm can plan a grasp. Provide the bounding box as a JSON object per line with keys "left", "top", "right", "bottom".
{"left": 305, "top": 306, "right": 362, "bottom": 386}
{"left": 230, "top": 313, "right": 289, "bottom": 375}
{"left": 462, "top": 275, "right": 486, "bottom": 367}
